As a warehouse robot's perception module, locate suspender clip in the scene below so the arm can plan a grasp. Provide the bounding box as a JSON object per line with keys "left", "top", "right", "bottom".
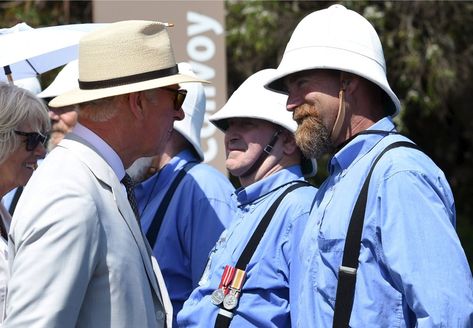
{"left": 218, "top": 308, "right": 234, "bottom": 319}
{"left": 339, "top": 265, "right": 357, "bottom": 275}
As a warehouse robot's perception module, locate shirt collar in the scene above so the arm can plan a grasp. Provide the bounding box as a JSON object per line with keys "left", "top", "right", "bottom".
{"left": 157, "top": 149, "right": 198, "bottom": 181}
{"left": 71, "top": 122, "right": 126, "bottom": 180}
{"left": 234, "top": 165, "right": 303, "bottom": 206}
{"left": 331, "top": 117, "right": 397, "bottom": 172}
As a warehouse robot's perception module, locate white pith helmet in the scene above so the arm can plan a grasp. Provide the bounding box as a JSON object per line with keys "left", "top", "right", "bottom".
{"left": 210, "top": 68, "right": 317, "bottom": 177}
{"left": 266, "top": 4, "right": 400, "bottom": 117}
{"left": 14, "top": 76, "right": 42, "bottom": 95}
{"left": 176, "top": 62, "right": 205, "bottom": 161}
{"left": 38, "top": 60, "right": 78, "bottom": 99}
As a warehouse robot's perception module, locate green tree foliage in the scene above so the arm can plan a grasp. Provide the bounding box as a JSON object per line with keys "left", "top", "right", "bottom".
{"left": 226, "top": 0, "right": 473, "bottom": 269}
{"left": 0, "top": 1, "right": 91, "bottom": 26}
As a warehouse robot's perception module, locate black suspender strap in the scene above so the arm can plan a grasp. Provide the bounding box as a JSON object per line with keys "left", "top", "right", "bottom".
{"left": 214, "top": 181, "right": 312, "bottom": 328}
{"left": 145, "top": 161, "right": 198, "bottom": 249}
{"left": 332, "top": 141, "right": 420, "bottom": 328}
{"left": 235, "top": 181, "right": 310, "bottom": 270}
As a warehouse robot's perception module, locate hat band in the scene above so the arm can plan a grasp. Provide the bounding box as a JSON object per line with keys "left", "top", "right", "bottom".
{"left": 78, "top": 65, "right": 179, "bottom": 90}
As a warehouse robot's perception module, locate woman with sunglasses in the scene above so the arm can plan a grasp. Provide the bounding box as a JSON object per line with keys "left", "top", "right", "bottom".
{"left": 0, "top": 82, "right": 50, "bottom": 323}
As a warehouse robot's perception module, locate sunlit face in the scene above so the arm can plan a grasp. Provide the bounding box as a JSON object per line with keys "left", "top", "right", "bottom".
{"left": 140, "top": 85, "right": 185, "bottom": 157}
{"left": 0, "top": 122, "right": 47, "bottom": 196}
{"left": 285, "top": 70, "right": 340, "bottom": 158}
{"left": 224, "top": 118, "right": 278, "bottom": 177}
{"left": 48, "top": 105, "right": 78, "bottom": 149}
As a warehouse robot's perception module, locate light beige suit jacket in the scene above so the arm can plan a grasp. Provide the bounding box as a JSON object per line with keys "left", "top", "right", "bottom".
{"left": 4, "top": 135, "right": 172, "bottom": 327}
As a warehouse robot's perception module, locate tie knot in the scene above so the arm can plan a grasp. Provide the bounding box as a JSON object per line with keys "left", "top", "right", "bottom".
{"left": 121, "top": 173, "right": 135, "bottom": 189}
{"left": 121, "top": 173, "right": 140, "bottom": 221}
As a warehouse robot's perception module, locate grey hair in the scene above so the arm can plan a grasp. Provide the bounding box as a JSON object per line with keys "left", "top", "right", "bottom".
{"left": 0, "top": 83, "right": 50, "bottom": 164}
{"left": 78, "top": 96, "right": 119, "bottom": 122}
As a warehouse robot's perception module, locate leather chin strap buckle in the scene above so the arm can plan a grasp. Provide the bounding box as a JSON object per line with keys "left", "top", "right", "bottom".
{"left": 263, "top": 144, "right": 273, "bottom": 154}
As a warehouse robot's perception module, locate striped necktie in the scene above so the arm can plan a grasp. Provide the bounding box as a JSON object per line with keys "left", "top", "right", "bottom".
{"left": 121, "top": 173, "right": 140, "bottom": 221}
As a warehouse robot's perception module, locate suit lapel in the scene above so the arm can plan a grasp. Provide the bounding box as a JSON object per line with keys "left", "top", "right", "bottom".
{"left": 59, "top": 136, "right": 163, "bottom": 302}
{"left": 113, "top": 181, "right": 163, "bottom": 302}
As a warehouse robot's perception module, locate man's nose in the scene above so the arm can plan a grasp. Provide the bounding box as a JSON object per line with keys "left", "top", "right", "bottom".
{"left": 286, "top": 93, "right": 301, "bottom": 112}
{"left": 174, "top": 107, "right": 185, "bottom": 121}
{"left": 48, "top": 109, "right": 59, "bottom": 120}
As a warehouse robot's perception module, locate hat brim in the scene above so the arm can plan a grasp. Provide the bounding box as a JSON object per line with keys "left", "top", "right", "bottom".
{"left": 49, "top": 73, "right": 208, "bottom": 107}
{"left": 174, "top": 124, "right": 204, "bottom": 161}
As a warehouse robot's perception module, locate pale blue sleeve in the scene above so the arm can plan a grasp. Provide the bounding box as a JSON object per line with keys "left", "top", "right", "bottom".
{"left": 378, "top": 170, "right": 473, "bottom": 326}
{"left": 189, "top": 196, "right": 235, "bottom": 286}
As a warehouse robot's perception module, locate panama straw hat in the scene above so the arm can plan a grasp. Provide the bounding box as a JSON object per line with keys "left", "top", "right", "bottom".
{"left": 50, "top": 20, "right": 208, "bottom": 108}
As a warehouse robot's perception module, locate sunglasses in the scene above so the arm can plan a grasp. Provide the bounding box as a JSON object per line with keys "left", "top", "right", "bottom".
{"left": 161, "top": 87, "right": 187, "bottom": 111}
{"left": 14, "top": 131, "right": 48, "bottom": 151}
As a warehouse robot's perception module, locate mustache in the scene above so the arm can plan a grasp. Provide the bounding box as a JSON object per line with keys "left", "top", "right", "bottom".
{"left": 292, "top": 103, "right": 321, "bottom": 123}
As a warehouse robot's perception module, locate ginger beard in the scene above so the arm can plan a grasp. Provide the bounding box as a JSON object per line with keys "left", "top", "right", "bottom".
{"left": 293, "top": 103, "right": 333, "bottom": 160}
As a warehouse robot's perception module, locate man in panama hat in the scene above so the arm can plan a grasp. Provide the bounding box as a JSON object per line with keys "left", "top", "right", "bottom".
{"left": 4, "top": 20, "right": 205, "bottom": 328}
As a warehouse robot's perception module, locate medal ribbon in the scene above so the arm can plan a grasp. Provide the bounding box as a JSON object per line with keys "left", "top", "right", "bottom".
{"left": 229, "top": 268, "right": 246, "bottom": 292}
{"left": 219, "top": 265, "right": 236, "bottom": 293}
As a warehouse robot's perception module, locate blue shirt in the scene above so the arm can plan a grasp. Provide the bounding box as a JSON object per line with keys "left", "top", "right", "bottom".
{"left": 292, "top": 117, "right": 473, "bottom": 327}
{"left": 134, "top": 150, "right": 236, "bottom": 325}
{"left": 178, "top": 166, "right": 317, "bottom": 327}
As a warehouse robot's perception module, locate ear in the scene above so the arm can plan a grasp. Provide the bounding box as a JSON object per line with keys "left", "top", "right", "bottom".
{"left": 128, "top": 92, "right": 145, "bottom": 119}
{"left": 280, "top": 129, "right": 298, "bottom": 156}
{"left": 340, "top": 72, "right": 360, "bottom": 96}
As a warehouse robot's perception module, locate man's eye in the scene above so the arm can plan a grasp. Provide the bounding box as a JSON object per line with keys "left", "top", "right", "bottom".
{"left": 242, "top": 122, "right": 256, "bottom": 128}
{"left": 295, "top": 78, "right": 309, "bottom": 89}
{"left": 287, "top": 77, "right": 308, "bottom": 94}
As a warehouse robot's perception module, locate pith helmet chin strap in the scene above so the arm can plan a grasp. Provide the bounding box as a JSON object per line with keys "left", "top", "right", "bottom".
{"left": 240, "top": 129, "right": 283, "bottom": 178}
{"left": 330, "top": 75, "right": 349, "bottom": 144}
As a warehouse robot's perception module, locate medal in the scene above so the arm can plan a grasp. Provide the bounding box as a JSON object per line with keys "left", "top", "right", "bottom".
{"left": 223, "top": 268, "right": 246, "bottom": 310}
{"left": 210, "top": 265, "right": 235, "bottom": 306}
{"left": 223, "top": 290, "right": 238, "bottom": 310}
{"left": 211, "top": 288, "right": 225, "bottom": 305}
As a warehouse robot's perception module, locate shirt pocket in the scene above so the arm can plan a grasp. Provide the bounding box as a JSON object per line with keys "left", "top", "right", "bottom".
{"left": 314, "top": 237, "right": 345, "bottom": 303}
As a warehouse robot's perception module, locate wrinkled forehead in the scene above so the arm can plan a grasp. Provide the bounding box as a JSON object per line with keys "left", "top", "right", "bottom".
{"left": 284, "top": 70, "right": 313, "bottom": 85}
{"left": 284, "top": 69, "right": 340, "bottom": 87}
{"left": 226, "top": 117, "right": 278, "bottom": 128}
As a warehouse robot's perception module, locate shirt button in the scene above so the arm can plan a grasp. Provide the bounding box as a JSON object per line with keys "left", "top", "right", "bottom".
{"left": 156, "top": 311, "right": 165, "bottom": 320}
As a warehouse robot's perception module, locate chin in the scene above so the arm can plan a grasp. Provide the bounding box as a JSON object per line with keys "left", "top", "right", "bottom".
{"left": 225, "top": 165, "right": 245, "bottom": 178}
{"left": 17, "top": 176, "right": 31, "bottom": 187}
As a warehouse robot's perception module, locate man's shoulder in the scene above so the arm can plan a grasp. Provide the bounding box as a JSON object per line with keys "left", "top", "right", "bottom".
{"left": 181, "top": 162, "right": 234, "bottom": 189}
{"left": 280, "top": 181, "right": 317, "bottom": 206}
{"left": 37, "top": 146, "right": 96, "bottom": 180}
{"left": 370, "top": 137, "right": 445, "bottom": 179}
